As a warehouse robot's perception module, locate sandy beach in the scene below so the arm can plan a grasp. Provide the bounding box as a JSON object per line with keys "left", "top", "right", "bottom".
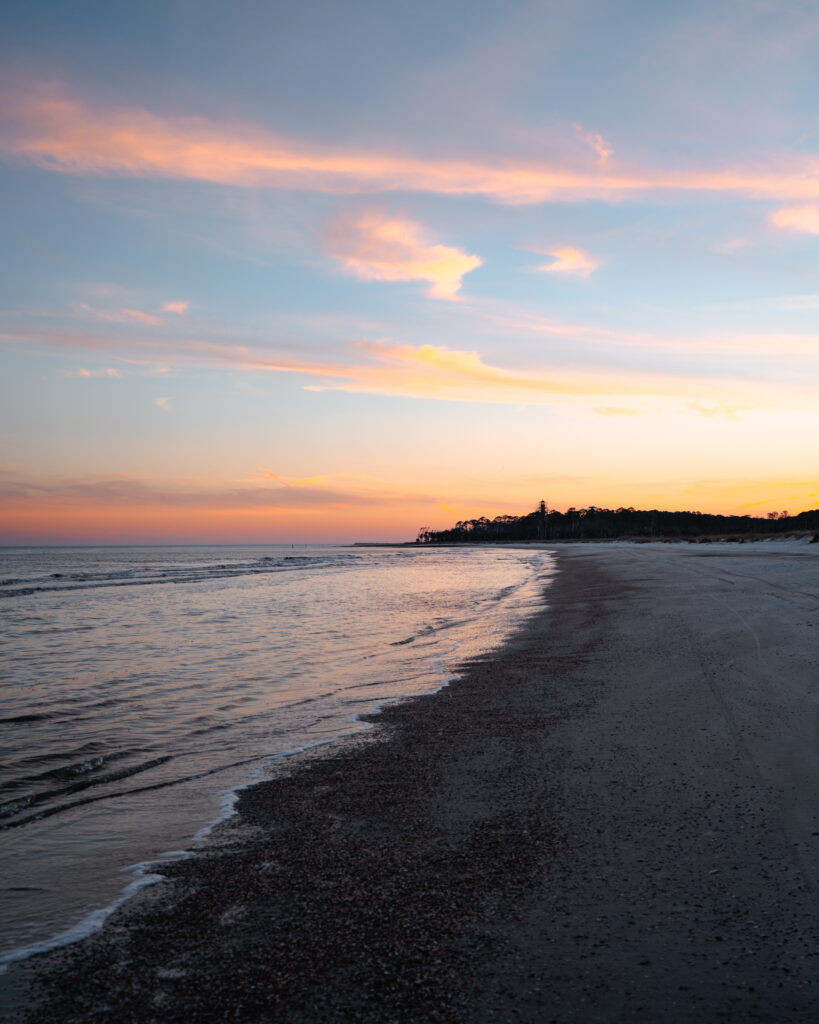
{"left": 6, "top": 541, "right": 819, "bottom": 1022}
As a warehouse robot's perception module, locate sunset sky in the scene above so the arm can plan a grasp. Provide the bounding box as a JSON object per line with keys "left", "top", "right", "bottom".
{"left": 2, "top": 0, "right": 818, "bottom": 542}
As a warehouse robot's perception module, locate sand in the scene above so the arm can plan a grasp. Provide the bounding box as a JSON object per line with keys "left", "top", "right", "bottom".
{"left": 6, "top": 541, "right": 819, "bottom": 1022}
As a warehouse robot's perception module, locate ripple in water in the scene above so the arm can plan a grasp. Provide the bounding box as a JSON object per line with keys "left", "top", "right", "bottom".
{"left": 0, "top": 543, "right": 555, "bottom": 967}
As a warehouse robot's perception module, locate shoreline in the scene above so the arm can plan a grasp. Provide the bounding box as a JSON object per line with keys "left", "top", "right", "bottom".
{"left": 7, "top": 543, "right": 819, "bottom": 1021}
{"left": 0, "top": 544, "right": 551, "bottom": 981}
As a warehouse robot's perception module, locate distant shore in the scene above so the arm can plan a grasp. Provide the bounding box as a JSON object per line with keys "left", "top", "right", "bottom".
{"left": 8, "top": 541, "right": 819, "bottom": 1022}
{"left": 356, "top": 530, "right": 819, "bottom": 547}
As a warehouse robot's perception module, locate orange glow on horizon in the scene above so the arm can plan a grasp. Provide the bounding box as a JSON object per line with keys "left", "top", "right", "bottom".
{"left": 1, "top": 476, "right": 816, "bottom": 544}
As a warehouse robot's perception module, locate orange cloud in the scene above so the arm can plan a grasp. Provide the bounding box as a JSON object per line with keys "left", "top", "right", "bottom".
{"left": 593, "top": 406, "right": 639, "bottom": 416}
{"left": 6, "top": 82, "right": 819, "bottom": 204}
{"left": 0, "top": 469, "right": 446, "bottom": 543}
{"left": 769, "top": 203, "right": 819, "bottom": 234}
{"left": 161, "top": 300, "right": 189, "bottom": 314}
{"left": 274, "top": 339, "right": 763, "bottom": 406}
{"left": 689, "top": 401, "right": 749, "bottom": 418}
{"left": 154, "top": 396, "right": 172, "bottom": 410}
{"left": 324, "top": 211, "right": 481, "bottom": 300}
{"left": 538, "top": 245, "right": 600, "bottom": 277}
{"left": 0, "top": 470, "right": 435, "bottom": 510}
{"left": 0, "top": 469, "right": 441, "bottom": 537}
{"left": 2, "top": 315, "right": 812, "bottom": 408}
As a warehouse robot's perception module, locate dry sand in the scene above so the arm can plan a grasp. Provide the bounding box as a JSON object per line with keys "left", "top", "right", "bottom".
{"left": 5, "top": 541, "right": 819, "bottom": 1022}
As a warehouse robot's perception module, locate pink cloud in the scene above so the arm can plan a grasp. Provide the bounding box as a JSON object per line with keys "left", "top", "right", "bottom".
{"left": 78, "top": 303, "right": 162, "bottom": 327}
{"left": 5, "top": 82, "right": 819, "bottom": 205}
{"left": 324, "top": 211, "right": 481, "bottom": 300}
{"left": 769, "top": 203, "right": 819, "bottom": 234}
{"left": 537, "top": 246, "right": 600, "bottom": 277}
{"left": 574, "top": 124, "right": 613, "bottom": 165}
{"left": 67, "top": 367, "right": 121, "bottom": 378}
{"left": 481, "top": 305, "right": 819, "bottom": 355}
{"left": 2, "top": 316, "right": 815, "bottom": 407}
{"left": 161, "top": 300, "right": 189, "bottom": 315}
{"left": 0, "top": 470, "right": 438, "bottom": 511}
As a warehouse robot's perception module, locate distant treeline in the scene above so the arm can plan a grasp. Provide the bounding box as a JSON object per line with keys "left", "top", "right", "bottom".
{"left": 416, "top": 502, "right": 819, "bottom": 544}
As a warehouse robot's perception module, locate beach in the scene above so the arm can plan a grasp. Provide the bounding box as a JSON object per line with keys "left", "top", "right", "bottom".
{"left": 6, "top": 541, "right": 819, "bottom": 1022}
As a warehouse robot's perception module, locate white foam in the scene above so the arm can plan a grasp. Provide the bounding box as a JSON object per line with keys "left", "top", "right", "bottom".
{"left": 0, "top": 551, "right": 553, "bottom": 974}
{"left": 0, "top": 732, "right": 366, "bottom": 975}
{"left": 0, "top": 869, "right": 163, "bottom": 973}
{"left": 0, "top": 662, "right": 478, "bottom": 974}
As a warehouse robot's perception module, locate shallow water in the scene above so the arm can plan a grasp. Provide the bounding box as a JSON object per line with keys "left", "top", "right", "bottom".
{"left": 0, "top": 543, "right": 554, "bottom": 966}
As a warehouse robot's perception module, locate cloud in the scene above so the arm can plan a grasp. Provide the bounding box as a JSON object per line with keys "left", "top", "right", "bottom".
{"left": 67, "top": 367, "right": 121, "bottom": 378}
{"left": 480, "top": 304, "right": 819, "bottom": 355}
{"left": 0, "top": 470, "right": 439, "bottom": 512}
{"left": 3, "top": 315, "right": 816, "bottom": 407}
{"left": 574, "top": 124, "right": 613, "bottom": 165}
{"left": 2, "top": 316, "right": 686, "bottom": 402}
{"left": 593, "top": 406, "right": 639, "bottom": 416}
{"left": 226, "top": 338, "right": 764, "bottom": 406}
{"left": 118, "top": 308, "right": 162, "bottom": 326}
{"left": 78, "top": 303, "right": 162, "bottom": 327}
{"left": 769, "top": 203, "right": 819, "bottom": 234}
{"left": 537, "top": 246, "right": 600, "bottom": 277}
{"left": 713, "top": 237, "right": 753, "bottom": 254}
{"left": 154, "top": 396, "right": 172, "bottom": 410}
{"left": 324, "top": 210, "right": 481, "bottom": 300}
{"left": 6, "top": 81, "right": 819, "bottom": 205}
{"left": 161, "top": 300, "right": 189, "bottom": 315}
{"left": 689, "top": 401, "right": 749, "bottom": 418}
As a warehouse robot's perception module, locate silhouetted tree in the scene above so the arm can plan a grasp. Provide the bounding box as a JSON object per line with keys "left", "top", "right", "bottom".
{"left": 417, "top": 501, "right": 819, "bottom": 544}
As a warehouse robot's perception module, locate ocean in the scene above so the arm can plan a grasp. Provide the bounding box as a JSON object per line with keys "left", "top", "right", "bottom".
{"left": 0, "top": 543, "right": 554, "bottom": 968}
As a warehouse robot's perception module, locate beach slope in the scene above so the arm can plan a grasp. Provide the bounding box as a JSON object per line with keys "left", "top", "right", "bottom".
{"left": 11, "top": 542, "right": 819, "bottom": 1022}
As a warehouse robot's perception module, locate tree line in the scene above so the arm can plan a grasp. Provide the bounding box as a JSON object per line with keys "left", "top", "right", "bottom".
{"left": 416, "top": 501, "right": 819, "bottom": 544}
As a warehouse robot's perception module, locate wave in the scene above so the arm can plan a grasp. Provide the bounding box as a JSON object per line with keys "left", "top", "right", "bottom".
{"left": 0, "top": 553, "right": 359, "bottom": 599}
{"left": 0, "top": 755, "right": 175, "bottom": 826}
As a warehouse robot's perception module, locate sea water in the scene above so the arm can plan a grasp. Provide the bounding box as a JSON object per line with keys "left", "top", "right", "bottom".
{"left": 0, "top": 544, "right": 554, "bottom": 966}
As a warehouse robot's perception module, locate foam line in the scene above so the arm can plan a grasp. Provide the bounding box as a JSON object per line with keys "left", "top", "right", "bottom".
{"left": 0, "top": 553, "right": 552, "bottom": 972}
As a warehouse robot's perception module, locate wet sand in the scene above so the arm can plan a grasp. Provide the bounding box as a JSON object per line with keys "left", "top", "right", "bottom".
{"left": 7, "top": 542, "right": 819, "bottom": 1022}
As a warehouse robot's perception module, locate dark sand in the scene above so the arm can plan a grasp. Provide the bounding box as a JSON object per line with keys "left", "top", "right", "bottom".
{"left": 5, "top": 544, "right": 819, "bottom": 1022}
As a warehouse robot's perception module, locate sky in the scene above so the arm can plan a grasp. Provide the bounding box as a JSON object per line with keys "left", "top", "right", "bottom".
{"left": 1, "top": 0, "right": 818, "bottom": 543}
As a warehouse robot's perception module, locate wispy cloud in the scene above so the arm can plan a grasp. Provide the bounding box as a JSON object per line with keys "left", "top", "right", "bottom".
{"left": 0, "top": 470, "right": 439, "bottom": 512}
{"left": 481, "top": 304, "right": 819, "bottom": 355}
{"left": 67, "top": 367, "right": 121, "bottom": 378}
{"left": 324, "top": 210, "right": 481, "bottom": 300}
{"left": 536, "top": 245, "right": 600, "bottom": 277}
{"left": 154, "top": 396, "right": 172, "bottom": 410}
{"left": 593, "top": 406, "right": 639, "bottom": 416}
{"left": 713, "top": 237, "right": 753, "bottom": 255}
{"left": 6, "top": 82, "right": 819, "bottom": 205}
{"left": 573, "top": 124, "right": 613, "bottom": 165}
{"left": 689, "top": 401, "right": 749, "bottom": 418}
{"left": 78, "top": 303, "right": 162, "bottom": 327}
{"left": 769, "top": 202, "right": 819, "bottom": 234}
{"left": 3, "top": 314, "right": 815, "bottom": 407}
{"left": 161, "top": 300, "right": 189, "bottom": 315}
